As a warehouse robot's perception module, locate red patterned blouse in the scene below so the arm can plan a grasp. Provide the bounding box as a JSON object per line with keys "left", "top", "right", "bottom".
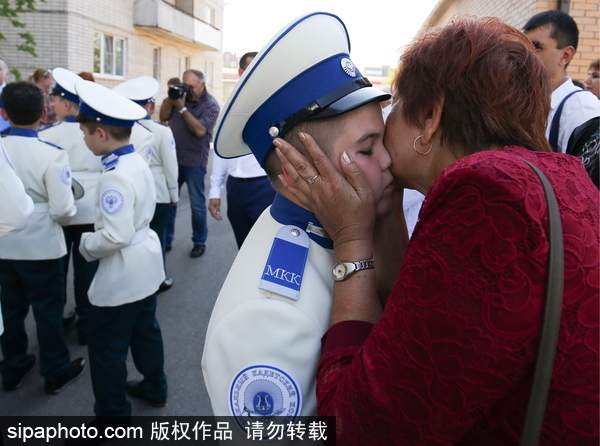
{"left": 317, "top": 147, "right": 599, "bottom": 445}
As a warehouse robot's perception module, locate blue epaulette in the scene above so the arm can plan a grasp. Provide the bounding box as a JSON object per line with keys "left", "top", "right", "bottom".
{"left": 39, "top": 121, "right": 62, "bottom": 131}
{"left": 38, "top": 138, "right": 66, "bottom": 150}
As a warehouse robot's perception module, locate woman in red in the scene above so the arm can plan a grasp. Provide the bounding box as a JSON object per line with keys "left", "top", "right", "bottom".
{"left": 275, "top": 15, "right": 599, "bottom": 445}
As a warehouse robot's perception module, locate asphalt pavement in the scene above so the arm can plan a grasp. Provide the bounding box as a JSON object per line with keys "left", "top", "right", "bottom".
{"left": 0, "top": 151, "right": 240, "bottom": 418}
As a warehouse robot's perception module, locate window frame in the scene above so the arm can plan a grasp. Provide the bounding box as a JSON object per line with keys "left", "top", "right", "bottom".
{"left": 93, "top": 31, "right": 127, "bottom": 79}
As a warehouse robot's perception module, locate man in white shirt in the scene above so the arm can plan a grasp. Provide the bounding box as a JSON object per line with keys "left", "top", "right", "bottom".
{"left": 208, "top": 52, "right": 275, "bottom": 248}
{"left": 523, "top": 10, "right": 599, "bottom": 153}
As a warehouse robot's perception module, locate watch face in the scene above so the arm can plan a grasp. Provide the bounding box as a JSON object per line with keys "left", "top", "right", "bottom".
{"left": 333, "top": 262, "right": 348, "bottom": 279}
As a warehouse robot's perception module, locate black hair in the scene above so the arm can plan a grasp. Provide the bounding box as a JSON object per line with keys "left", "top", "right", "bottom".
{"left": 522, "top": 10, "right": 579, "bottom": 50}
{"left": 1, "top": 81, "right": 44, "bottom": 125}
{"left": 239, "top": 52, "right": 258, "bottom": 71}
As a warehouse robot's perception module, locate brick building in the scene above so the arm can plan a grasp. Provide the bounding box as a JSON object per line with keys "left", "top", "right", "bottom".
{"left": 0, "top": 0, "right": 225, "bottom": 107}
{"left": 421, "top": 0, "right": 599, "bottom": 84}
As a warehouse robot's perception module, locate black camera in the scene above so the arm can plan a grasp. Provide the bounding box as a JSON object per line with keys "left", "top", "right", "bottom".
{"left": 168, "top": 83, "right": 192, "bottom": 100}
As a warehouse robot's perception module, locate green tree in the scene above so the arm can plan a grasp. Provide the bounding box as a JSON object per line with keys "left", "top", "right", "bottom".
{"left": 0, "top": 0, "right": 47, "bottom": 78}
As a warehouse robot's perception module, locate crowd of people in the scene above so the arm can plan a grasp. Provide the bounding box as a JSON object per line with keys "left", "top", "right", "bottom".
{"left": 0, "top": 6, "right": 598, "bottom": 446}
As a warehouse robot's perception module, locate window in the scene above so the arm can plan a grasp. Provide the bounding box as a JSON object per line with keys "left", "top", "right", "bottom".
{"left": 175, "top": 0, "right": 193, "bottom": 16}
{"left": 206, "top": 6, "right": 215, "bottom": 26}
{"left": 185, "top": 56, "right": 191, "bottom": 71}
{"left": 93, "top": 32, "right": 125, "bottom": 77}
{"left": 204, "top": 61, "right": 214, "bottom": 89}
{"left": 153, "top": 48, "right": 161, "bottom": 79}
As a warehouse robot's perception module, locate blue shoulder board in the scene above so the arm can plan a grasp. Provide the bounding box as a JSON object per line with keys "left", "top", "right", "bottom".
{"left": 38, "top": 138, "right": 66, "bottom": 150}
{"left": 39, "top": 121, "right": 62, "bottom": 132}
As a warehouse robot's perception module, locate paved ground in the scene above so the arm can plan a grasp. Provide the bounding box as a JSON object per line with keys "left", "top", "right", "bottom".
{"left": 0, "top": 152, "right": 240, "bottom": 418}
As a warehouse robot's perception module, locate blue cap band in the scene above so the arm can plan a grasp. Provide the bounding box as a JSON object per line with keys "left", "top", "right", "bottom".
{"left": 79, "top": 101, "right": 136, "bottom": 127}
{"left": 243, "top": 54, "right": 363, "bottom": 166}
{"left": 52, "top": 84, "right": 79, "bottom": 104}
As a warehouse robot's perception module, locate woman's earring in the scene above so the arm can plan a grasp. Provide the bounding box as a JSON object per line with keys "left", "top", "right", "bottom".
{"left": 413, "top": 135, "right": 433, "bottom": 155}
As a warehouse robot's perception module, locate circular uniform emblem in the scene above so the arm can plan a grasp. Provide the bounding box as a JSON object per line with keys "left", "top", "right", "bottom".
{"left": 101, "top": 189, "right": 124, "bottom": 214}
{"left": 340, "top": 57, "right": 357, "bottom": 77}
{"left": 61, "top": 165, "right": 72, "bottom": 185}
{"left": 229, "top": 365, "right": 302, "bottom": 432}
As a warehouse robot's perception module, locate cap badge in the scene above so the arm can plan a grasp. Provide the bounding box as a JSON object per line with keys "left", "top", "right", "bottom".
{"left": 340, "top": 58, "right": 357, "bottom": 77}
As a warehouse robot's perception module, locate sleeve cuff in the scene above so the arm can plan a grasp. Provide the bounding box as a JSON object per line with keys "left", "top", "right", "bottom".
{"left": 321, "top": 320, "right": 374, "bottom": 354}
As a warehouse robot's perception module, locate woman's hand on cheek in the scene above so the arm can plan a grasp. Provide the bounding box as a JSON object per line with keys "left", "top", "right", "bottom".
{"left": 274, "top": 133, "right": 376, "bottom": 248}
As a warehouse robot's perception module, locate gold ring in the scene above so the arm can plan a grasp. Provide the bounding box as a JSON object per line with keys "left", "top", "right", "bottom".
{"left": 307, "top": 174, "right": 319, "bottom": 185}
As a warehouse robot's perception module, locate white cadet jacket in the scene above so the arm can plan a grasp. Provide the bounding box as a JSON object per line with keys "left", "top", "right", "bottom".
{"left": 0, "top": 139, "right": 33, "bottom": 236}
{"left": 130, "top": 121, "right": 154, "bottom": 163}
{"left": 0, "top": 129, "right": 75, "bottom": 260}
{"left": 39, "top": 117, "right": 103, "bottom": 225}
{"left": 79, "top": 145, "right": 165, "bottom": 307}
{"left": 138, "top": 117, "right": 179, "bottom": 204}
{"left": 202, "top": 194, "right": 334, "bottom": 433}
{"left": 548, "top": 78, "right": 600, "bottom": 153}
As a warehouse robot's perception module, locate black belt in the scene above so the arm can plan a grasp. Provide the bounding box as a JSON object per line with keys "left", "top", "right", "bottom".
{"left": 229, "top": 175, "right": 268, "bottom": 182}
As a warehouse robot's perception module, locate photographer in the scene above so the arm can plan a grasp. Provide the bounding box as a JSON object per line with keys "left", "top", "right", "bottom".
{"left": 159, "top": 70, "right": 220, "bottom": 257}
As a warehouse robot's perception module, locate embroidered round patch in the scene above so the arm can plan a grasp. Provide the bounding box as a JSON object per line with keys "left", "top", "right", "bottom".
{"left": 145, "top": 146, "right": 152, "bottom": 160}
{"left": 340, "top": 57, "right": 357, "bottom": 77}
{"left": 229, "top": 365, "right": 302, "bottom": 432}
{"left": 61, "top": 165, "right": 72, "bottom": 185}
{"left": 101, "top": 189, "right": 124, "bottom": 214}
{"left": 169, "top": 137, "right": 176, "bottom": 150}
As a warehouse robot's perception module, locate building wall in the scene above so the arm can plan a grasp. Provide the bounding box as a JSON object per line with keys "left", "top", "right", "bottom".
{"left": 0, "top": 0, "right": 224, "bottom": 107}
{"left": 421, "top": 0, "right": 598, "bottom": 84}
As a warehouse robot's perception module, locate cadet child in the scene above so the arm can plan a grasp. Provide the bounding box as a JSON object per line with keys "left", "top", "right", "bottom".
{"left": 112, "top": 76, "right": 179, "bottom": 293}
{"left": 202, "top": 12, "right": 398, "bottom": 435}
{"left": 0, "top": 81, "right": 85, "bottom": 394}
{"left": 39, "top": 68, "right": 102, "bottom": 344}
{"left": 73, "top": 80, "right": 167, "bottom": 429}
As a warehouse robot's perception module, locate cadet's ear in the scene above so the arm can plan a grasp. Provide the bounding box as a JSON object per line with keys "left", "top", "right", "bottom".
{"left": 0, "top": 109, "right": 8, "bottom": 121}
{"left": 96, "top": 126, "right": 108, "bottom": 141}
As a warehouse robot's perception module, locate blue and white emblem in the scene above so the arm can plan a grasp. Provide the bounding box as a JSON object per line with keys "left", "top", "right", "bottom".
{"left": 101, "top": 189, "right": 124, "bottom": 214}
{"left": 61, "top": 165, "right": 72, "bottom": 185}
{"left": 340, "top": 57, "right": 357, "bottom": 77}
{"left": 229, "top": 365, "right": 302, "bottom": 433}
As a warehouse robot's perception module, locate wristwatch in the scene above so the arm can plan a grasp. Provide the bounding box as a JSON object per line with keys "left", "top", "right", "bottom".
{"left": 178, "top": 107, "right": 188, "bottom": 114}
{"left": 332, "top": 259, "right": 375, "bottom": 281}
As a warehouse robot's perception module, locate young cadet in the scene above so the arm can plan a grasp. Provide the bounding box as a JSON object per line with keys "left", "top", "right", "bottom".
{"left": 202, "top": 12, "right": 396, "bottom": 434}
{"left": 0, "top": 139, "right": 33, "bottom": 339}
{"left": 39, "top": 68, "right": 102, "bottom": 344}
{"left": 73, "top": 80, "right": 167, "bottom": 430}
{"left": 0, "top": 139, "right": 33, "bottom": 237}
{"left": 112, "top": 76, "right": 179, "bottom": 293}
{"left": 0, "top": 81, "right": 85, "bottom": 394}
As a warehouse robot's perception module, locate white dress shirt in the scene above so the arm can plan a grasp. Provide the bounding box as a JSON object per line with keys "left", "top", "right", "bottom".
{"left": 209, "top": 153, "right": 268, "bottom": 200}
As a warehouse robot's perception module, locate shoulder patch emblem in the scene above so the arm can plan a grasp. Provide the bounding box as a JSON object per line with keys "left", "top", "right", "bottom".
{"left": 61, "top": 165, "right": 72, "bottom": 185}
{"left": 229, "top": 365, "right": 302, "bottom": 433}
{"left": 101, "top": 189, "right": 124, "bottom": 214}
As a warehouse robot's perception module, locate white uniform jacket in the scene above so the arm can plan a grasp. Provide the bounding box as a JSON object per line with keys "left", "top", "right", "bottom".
{"left": 547, "top": 78, "right": 600, "bottom": 153}
{"left": 39, "top": 117, "right": 103, "bottom": 225}
{"left": 0, "top": 128, "right": 75, "bottom": 260}
{"left": 79, "top": 145, "right": 165, "bottom": 307}
{"left": 0, "top": 139, "right": 33, "bottom": 236}
{"left": 130, "top": 122, "right": 154, "bottom": 164}
{"left": 138, "top": 117, "right": 179, "bottom": 204}
{"left": 202, "top": 194, "right": 335, "bottom": 428}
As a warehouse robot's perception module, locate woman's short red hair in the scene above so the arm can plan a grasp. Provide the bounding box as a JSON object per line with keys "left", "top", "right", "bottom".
{"left": 394, "top": 15, "right": 552, "bottom": 154}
